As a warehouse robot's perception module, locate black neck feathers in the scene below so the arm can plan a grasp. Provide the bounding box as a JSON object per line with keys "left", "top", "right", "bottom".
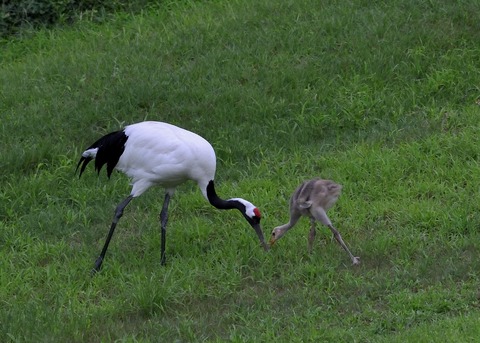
{"left": 206, "top": 180, "right": 265, "bottom": 249}
{"left": 77, "top": 130, "right": 128, "bottom": 178}
{"left": 206, "top": 180, "right": 244, "bottom": 212}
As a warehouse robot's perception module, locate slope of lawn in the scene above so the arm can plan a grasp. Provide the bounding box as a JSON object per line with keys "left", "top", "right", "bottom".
{"left": 1, "top": 0, "right": 480, "bottom": 341}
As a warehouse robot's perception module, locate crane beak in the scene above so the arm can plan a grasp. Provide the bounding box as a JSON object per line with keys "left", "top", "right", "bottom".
{"left": 251, "top": 223, "right": 269, "bottom": 251}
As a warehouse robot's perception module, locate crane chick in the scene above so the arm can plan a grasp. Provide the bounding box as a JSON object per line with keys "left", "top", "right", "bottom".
{"left": 270, "top": 179, "right": 360, "bottom": 265}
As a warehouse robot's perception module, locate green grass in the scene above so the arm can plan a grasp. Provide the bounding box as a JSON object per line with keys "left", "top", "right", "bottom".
{"left": 2, "top": 0, "right": 480, "bottom": 341}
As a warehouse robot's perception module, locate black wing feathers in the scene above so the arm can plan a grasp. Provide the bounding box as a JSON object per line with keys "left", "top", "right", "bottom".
{"left": 76, "top": 130, "right": 128, "bottom": 178}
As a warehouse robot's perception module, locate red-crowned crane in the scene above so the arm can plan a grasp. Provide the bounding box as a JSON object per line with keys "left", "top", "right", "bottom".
{"left": 269, "top": 179, "right": 360, "bottom": 265}
{"left": 77, "top": 121, "right": 268, "bottom": 274}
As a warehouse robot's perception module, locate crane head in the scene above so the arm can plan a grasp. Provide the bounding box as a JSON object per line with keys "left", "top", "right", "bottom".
{"left": 238, "top": 203, "right": 269, "bottom": 251}
{"left": 269, "top": 226, "right": 285, "bottom": 246}
{"left": 206, "top": 180, "right": 268, "bottom": 251}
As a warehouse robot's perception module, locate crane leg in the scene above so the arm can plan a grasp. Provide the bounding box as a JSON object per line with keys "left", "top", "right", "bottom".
{"left": 328, "top": 224, "right": 360, "bottom": 265}
{"left": 160, "top": 193, "right": 171, "bottom": 266}
{"left": 91, "top": 195, "right": 134, "bottom": 275}
{"left": 311, "top": 207, "right": 360, "bottom": 265}
{"left": 308, "top": 218, "right": 316, "bottom": 253}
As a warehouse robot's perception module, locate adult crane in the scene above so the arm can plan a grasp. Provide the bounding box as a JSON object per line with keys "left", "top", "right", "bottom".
{"left": 77, "top": 121, "right": 268, "bottom": 274}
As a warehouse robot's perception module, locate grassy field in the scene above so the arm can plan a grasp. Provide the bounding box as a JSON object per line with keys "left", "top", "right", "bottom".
{"left": 2, "top": 0, "right": 480, "bottom": 341}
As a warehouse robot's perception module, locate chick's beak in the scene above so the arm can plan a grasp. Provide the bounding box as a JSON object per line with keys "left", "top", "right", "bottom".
{"left": 269, "top": 236, "right": 276, "bottom": 246}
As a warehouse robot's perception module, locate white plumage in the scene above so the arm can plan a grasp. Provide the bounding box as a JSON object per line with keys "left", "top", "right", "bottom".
{"left": 119, "top": 122, "right": 216, "bottom": 197}
{"left": 77, "top": 121, "right": 268, "bottom": 273}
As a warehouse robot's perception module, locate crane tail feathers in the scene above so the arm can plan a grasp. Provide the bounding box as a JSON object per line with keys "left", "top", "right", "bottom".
{"left": 76, "top": 129, "right": 128, "bottom": 179}
{"left": 76, "top": 156, "right": 93, "bottom": 178}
